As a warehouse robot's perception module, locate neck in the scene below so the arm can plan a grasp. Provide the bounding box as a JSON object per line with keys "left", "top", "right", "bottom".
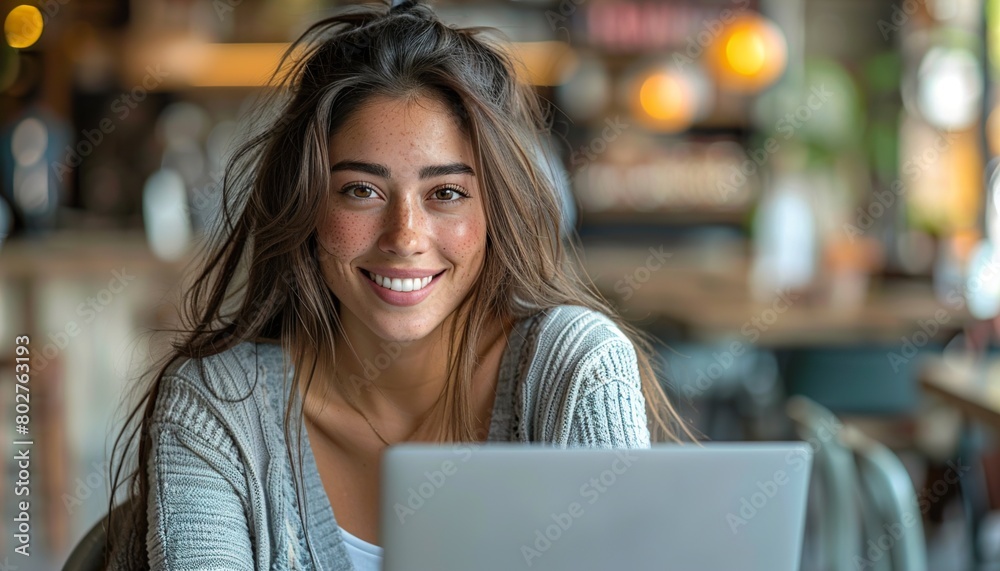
{"left": 299, "top": 310, "right": 511, "bottom": 445}
{"left": 335, "top": 325, "right": 451, "bottom": 423}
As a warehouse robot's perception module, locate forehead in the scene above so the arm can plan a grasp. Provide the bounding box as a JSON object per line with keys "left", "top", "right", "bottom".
{"left": 330, "top": 95, "right": 471, "bottom": 161}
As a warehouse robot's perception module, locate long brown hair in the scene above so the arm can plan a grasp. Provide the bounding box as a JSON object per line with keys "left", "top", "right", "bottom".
{"left": 106, "top": 1, "right": 690, "bottom": 566}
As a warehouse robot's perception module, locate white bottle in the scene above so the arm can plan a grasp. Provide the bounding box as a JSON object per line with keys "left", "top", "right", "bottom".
{"left": 750, "top": 172, "right": 817, "bottom": 303}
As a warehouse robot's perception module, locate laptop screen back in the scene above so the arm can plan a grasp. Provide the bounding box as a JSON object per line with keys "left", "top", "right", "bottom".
{"left": 381, "top": 443, "right": 812, "bottom": 571}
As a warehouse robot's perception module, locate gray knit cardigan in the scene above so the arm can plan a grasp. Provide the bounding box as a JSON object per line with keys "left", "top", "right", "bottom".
{"left": 119, "top": 305, "right": 651, "bottom": 570}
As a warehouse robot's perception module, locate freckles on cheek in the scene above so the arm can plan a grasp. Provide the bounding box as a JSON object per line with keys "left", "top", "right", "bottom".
{"left": 441, "top": 217, "right": 487, "bottom": 269}
{"left": 321, "top": 212, "right": 372, "bottom": 261}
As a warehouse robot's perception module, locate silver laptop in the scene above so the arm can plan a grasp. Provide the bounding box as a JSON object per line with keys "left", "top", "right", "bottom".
{"left": 381, "top": 442, "right": 812, "bottom": 571}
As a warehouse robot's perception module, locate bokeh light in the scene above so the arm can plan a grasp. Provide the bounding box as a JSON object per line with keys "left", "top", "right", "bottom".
{"left": 708, "top": 13, "right": 787, "bottom": 93}
{"left": 143, "top": 169, "right": 193, "bottom": 261}
{"left": 626, "top": 63, "right": 712, "bottom": 133}
{"left": 639, "top": 73, "right": 693, "bottom": 123}
{"left": 4, "top": 5, "right": 43, "bottom": 49}
{"left": 726, "top": 29, "right": 767, "bottom": 76}
{"left": 917, "top": 46, "right": 983, "bottom": 131}
{"left": 555, "top": 56, "right": 611, "bottom": 122}
{"left": 966, "top": 239, "right": 1000, "bottom": 319}
{"left": 11, "top": 116, "right": 47, "bottom": 165}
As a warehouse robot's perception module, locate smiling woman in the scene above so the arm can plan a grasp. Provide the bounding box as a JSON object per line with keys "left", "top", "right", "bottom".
{"left": 104, "top": 1, "right": 691, "bottom": 570}
{"left": 319, "top": 95, "right": 487, "bottom": 344}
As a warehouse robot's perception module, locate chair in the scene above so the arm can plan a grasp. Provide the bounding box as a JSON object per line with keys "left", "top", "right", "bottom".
{"left": 784, "top": 347, "right": 925, "bottom": 415}
{"left": 662, "top": 343, "right": 783, "bottom": 441}
{"left": 62, "top": 499, "right": 134, "bottom": 571}
{"left": 842, "top": 425, "right": 928, "bottom": 571}
{"left": 787, "top": 395, "right": 863, "bottom": 571}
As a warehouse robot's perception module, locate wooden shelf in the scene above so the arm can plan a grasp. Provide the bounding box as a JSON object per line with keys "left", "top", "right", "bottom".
{"left": 581, "top": 209, "right": 749, "bottom": 226}
{"left": 0, "top": 230, "right": 192, "bottom": 278}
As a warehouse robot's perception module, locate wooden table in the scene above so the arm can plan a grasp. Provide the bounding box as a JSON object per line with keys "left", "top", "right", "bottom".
{"left": 919, "top": 354, "right": 1000, "bottom": 568}
{"left": 579, "top": 243, "right": 971, "bottom": 347}
{"left": 920, "top": 355, "right": 1000, "bottom": 431}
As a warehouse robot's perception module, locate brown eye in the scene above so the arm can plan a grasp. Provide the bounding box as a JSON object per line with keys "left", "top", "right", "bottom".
{"left": 432, "top": 186, "right": 468, "bottom": 202}
{"left": 342, "top": 184, "right": 376, "bottom": 199}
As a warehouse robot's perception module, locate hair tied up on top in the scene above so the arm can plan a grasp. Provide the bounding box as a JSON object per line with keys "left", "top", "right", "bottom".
{"left": 390, "top": 0, "right": 421, "bottom": 13}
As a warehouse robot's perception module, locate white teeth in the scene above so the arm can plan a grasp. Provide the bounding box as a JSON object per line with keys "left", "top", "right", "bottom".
{"left": 367, "top": 271, "right": 435, "bottom": 293}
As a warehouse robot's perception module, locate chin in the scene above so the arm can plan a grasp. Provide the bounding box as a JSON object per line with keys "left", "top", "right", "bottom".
{"left": 361, "top": 312, "right": 446, "bottom": 345}
{"left": 332, "top": 279, "right": 468, "bottom": 346}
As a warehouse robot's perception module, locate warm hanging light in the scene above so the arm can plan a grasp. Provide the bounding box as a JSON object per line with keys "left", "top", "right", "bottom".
{"left": 708, "top": 13, "right": 787, "bottom": 93}
{"left": 640, "top": 74, "right": 690, "bottom": 120}
{"left": 635, "top": 70, "right": 697, "bottom": 132}
{"left": 4, "top": 5, "right": 43, "bottom": 49}
{"left": 727, "top": 29, "right": 767, "bottom": 75}
{"left": 625, "top": 61, "right": 713, "bottom": 133}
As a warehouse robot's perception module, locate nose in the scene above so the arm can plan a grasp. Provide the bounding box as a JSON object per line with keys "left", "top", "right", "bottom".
{"left": 378, "top": 194, "right": 430, "bottom": 257}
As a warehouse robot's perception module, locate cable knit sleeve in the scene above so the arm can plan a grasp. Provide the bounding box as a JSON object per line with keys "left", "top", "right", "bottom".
{"left": 146, "top": 375, "right": 256, "bottom": 570}
{"left": 565, "top": 336, "right": 652, "bottom": 449}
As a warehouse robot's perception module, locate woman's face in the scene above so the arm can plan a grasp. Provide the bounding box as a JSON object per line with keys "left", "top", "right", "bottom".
{"left": 317, "top": 94, "right": 487, "bottom": 345}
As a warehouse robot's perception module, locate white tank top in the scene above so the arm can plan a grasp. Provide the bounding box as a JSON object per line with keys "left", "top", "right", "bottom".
{"left": 339, "top": 526, "right": 384, "bottom": 571}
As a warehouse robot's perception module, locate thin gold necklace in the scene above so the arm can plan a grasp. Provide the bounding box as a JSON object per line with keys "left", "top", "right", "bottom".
{"left": 337, "top": 372, "right": 439, "bottom": 447}
{"left": 358, "top": 412, "right": 393, "bottom": 447}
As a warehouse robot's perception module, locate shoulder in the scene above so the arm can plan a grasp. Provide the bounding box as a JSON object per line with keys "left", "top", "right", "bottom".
{"left": 165, "top": 340, "right": 281, "bottom": 392}
{"left": 145, "top": 343, "right": 293, "bottom": 567}
{"left": 515, "top": 305, "right": 649, "bottom": 446}
{"left": 153, "top": 340, "right": 288, "bottom": 431}
{"left": 523, "top": 305, "right": 637, "bottom": 385}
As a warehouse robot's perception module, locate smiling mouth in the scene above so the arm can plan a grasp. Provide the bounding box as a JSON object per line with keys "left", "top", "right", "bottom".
{"left": 364, "top": 270, "right": 444, "bottom": 293}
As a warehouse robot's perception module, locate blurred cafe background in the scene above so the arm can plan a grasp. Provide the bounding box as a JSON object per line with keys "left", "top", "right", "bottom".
{"left": 5, "top": 0, "right": 1000, "bottom": 569}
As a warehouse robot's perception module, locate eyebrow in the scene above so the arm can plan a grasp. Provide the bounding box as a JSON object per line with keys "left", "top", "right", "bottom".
{"left": 329, "top": 160, "right": 475, "bottom": 179}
